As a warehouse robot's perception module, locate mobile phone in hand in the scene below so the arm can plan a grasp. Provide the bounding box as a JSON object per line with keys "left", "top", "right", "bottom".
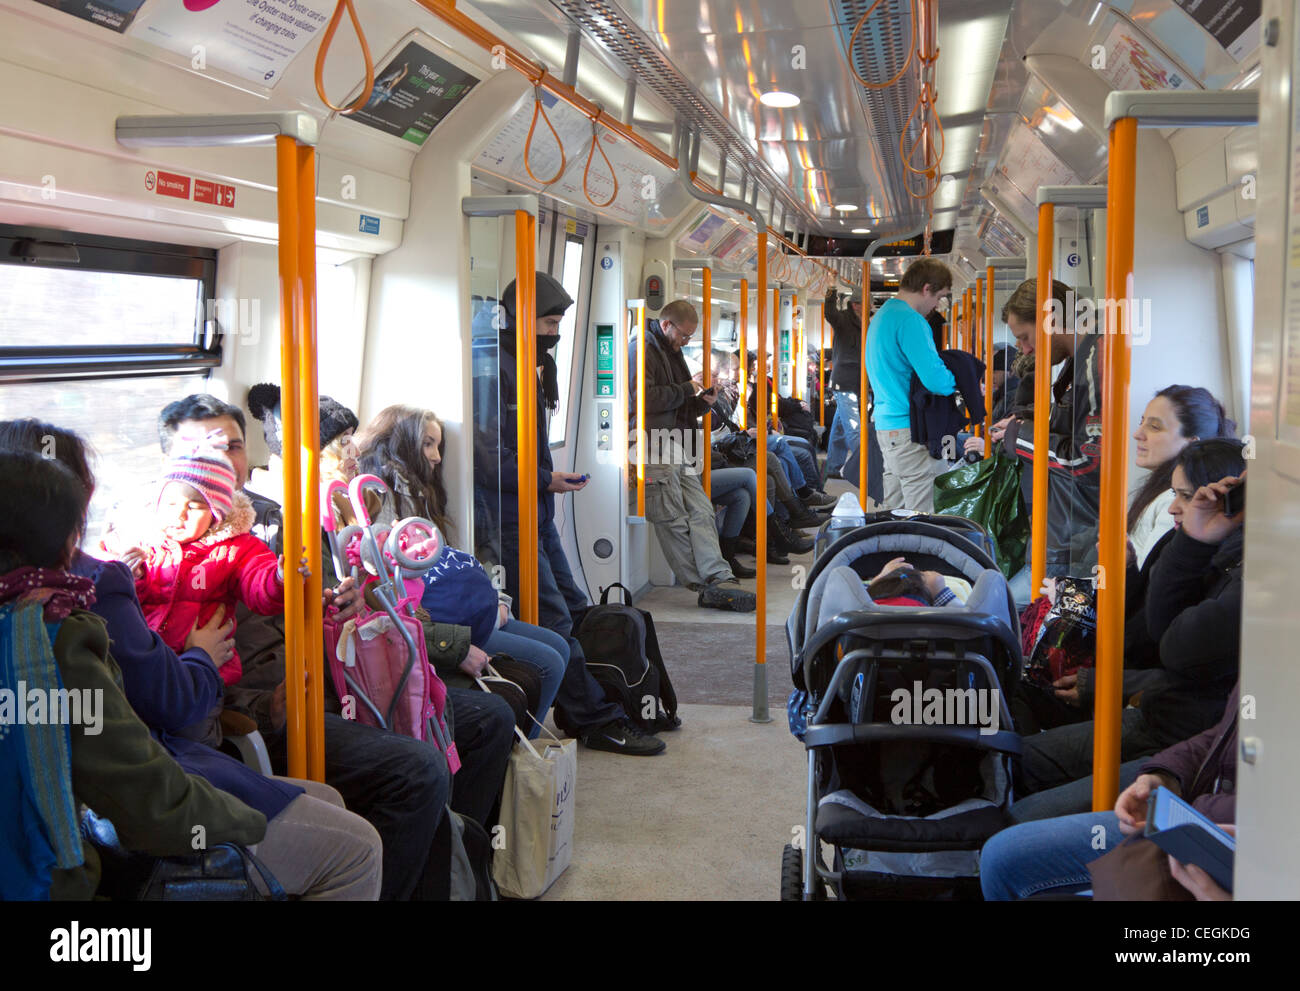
{"left": 1222, "top": 481, "right": 1245, "bottom": 517}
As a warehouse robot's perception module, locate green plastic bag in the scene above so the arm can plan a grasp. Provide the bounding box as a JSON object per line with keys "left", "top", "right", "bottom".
{"left": 932, "top": 449, "right": 1030, "bottom": 579}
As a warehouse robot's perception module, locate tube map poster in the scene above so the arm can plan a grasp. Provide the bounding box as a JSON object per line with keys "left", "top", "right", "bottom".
{"left": 345, "top": 41, "right": 479, "bottom": 146}
{"left": 33, "top": 0, "right": 147, "bottom": 33}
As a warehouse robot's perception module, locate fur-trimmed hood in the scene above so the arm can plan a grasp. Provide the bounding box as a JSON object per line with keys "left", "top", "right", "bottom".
{"left": 195, "top": 490, "right": 256, "bottom": 547}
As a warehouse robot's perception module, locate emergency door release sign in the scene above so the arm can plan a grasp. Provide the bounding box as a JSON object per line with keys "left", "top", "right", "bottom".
{"left": 146, "top": 170, "right": 236, "bottom": 209}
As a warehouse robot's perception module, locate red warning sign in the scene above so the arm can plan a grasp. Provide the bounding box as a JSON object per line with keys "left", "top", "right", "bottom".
{"left": 155, "top": 170, "right": 190, "bottom": 200}
{"left": 194, "top": 179, "right": 236, "bottom": 208}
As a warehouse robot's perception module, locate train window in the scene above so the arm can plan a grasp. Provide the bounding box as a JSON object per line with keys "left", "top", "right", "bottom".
{"left": 547, "top": 234, "right": 588, "bottom": 445}
{"left": 0, "top": 227, "right": 219, "bottom": 537}
{"left": 0, "top": 374, "right": 211, "bottom": 538}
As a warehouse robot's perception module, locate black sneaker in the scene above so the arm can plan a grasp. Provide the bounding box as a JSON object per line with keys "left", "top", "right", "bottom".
{"left": 697, "top": 578, "right": 757, "bottom": 612}
{"left": 581, "top": 718, "right": 666, "bottom": 756}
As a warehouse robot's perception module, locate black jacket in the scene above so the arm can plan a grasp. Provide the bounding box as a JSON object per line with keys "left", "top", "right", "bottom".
{"left": 1138, "top": 527, "right": 1244, "bottom": 743}
{"left": 745, "top": 377, "right": 818, "bottom": 447}
{"left": 908, "top": 349, "right": 986, "bottom": 459}
{"left": 825, "top": 290, "right": 863, "bottom": 393}
{"left": 627, "top": 319, "right": 713, "bottom": 435}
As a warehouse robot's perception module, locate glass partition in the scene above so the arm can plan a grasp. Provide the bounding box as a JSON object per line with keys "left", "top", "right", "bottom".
{"left": 468, "top": 215, "right": 507, "bottom": 572}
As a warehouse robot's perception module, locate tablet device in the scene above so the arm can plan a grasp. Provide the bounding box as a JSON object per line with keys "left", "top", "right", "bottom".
{"left": 1144, "top": 787, "right": 1235, "bottom": 894}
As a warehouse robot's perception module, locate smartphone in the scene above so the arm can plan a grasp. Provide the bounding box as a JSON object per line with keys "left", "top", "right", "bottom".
{"left": 1221, "top": 481, "right": 1245, "bottom": 517}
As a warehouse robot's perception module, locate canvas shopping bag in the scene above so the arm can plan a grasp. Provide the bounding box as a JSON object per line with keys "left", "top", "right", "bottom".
{"left": 477, "top": 671, "right": 576, "bottom": 899}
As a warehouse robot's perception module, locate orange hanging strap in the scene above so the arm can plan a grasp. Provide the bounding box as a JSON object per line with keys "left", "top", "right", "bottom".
{"left": 583, "top": 117, "right": 618, "bottom": 208}
{"left": 847, "top": 0, "right": 917, "bottom": 90}
{"left": 525, "top": 83, "right": 567, "bottom": 186}
{"left": 315, "top": 0, "right": 375, "bottom": 116}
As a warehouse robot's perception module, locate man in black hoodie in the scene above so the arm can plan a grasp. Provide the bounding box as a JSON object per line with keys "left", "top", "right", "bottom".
{"left": 824, "top": 288, "right": 863, "bottom": 479}
{"left": 475, "top": 272, "right": 665, "bottom": 756}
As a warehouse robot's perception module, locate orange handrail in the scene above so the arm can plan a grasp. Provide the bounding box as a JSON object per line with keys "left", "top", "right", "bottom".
{"left": 635, "top": 300, "right": 647, "bottom": 518}
{"left": 514, "top": 212, "right": 539, "bottom": 625}
{"left": 984, "top": 265, "right": 995, "bottom": 459}
{"left": 738, "top": 281, "right": 748, "bottom": 430}
{"left": 1030, "top": 202, "right": 1054, "bottom": 598}
{"left": 792, "top": 293, "right": 801, "bottom": 402}
{"left": 294, "top": 142, "right": 325, "bottom": 781}
{"left": 770, "top": 288, "right": 780, "bottom": 430}
{"left": 755, "top": 240, "right": 768, "bottom": 684}
{"left": 702, "top": 267, "right": 712, "bottom": 497}
{"left": 975, "top": 278, "right": 983, "bottom": 361}
{"left": 1094, "top": 117, "right": 1138, "bottom": 812}
{"left": 857, "top": 258, "right": 870, "bottom": 509}
{"left": 275, "top": 135, "right": 308, "bottom": 780}
{"left": 412, "top": 0, "right": 860, "bottom": 291}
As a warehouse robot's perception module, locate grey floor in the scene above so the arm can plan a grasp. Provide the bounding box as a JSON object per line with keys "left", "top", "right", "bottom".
{"left": 538, "top": 472, "right": 865, "bottom": 900}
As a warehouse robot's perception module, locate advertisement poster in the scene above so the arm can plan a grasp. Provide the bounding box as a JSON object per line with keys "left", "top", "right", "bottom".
{"left": 1174, "top": 0, "right": 1261, "bottom": 63}
{"left": 1095, "top": 22, "right": 1196, "bottom": 92}
{"left": 34, "top": 0, "right": 147, "bottom": 33}
{"left": 347, "top": 41, "right": 479, "bottom": 145}
{"left": 127, "top": 0, "right": 337, "bottom": 86}
{"left": 678, "top": 210, "right": 728, "bottom": 253}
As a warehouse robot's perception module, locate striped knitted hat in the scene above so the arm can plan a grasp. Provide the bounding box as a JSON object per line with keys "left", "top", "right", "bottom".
{"left": 161, "top": 428, "right": 236, "bottom": 523}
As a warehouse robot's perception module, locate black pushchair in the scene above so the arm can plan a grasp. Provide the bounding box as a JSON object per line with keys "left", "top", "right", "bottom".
{"left": 783, "top": 514, "right": 1023, "bottom": 900}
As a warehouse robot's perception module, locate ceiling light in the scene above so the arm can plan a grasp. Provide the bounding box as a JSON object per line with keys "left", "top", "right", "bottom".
{"left": 834, "top": 203, "right": 858, "bottom": 212}
{"left": 852, "top": 228, "right": 871, "bottom": 234}
{"left": 759, "top": 91, "right": 800, "bottom": 108}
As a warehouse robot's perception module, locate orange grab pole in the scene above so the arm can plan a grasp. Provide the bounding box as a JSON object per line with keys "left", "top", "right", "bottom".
{"left": 1030, "top": 202, "right": 1054, "bottom": 599}
{"left": 792, "top": 293, "right": 801, "bottom": 402}
{"left": 1094, "top": 117, "right": 1138, "bottom": 812}
{"left": 755, "top": 240, "right": 768, "bottom": 676}
{"left": 738, "top": 281, "right": 748, "bottom": 430}
{"left": 293, "top": 143, "right": 325, "bottom": 782}
{"left": 636, "top": 301, "right": 647, "bottom": 518}
{"left": 514, "top": 212, "right": 539, "bottom": 626}
{"left": 975, "top": 278, "right": 983, "bottom": 361}
{"left": 702, "top": 267, "right": 712, "bottom": 498}
{"left": 984, "top": 265, "right": 995, "bottom": 460}
{"left": 770, "top": 288, "right": 780, "bottom": 430}
{"left": 858, "top": 258, "right": 869, "bottom": 509}
{"left": 275, "top": 135, "right": 307, "bottom": 780}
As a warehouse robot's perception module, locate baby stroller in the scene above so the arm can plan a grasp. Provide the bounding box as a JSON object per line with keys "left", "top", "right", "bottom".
{"left": 783, "top": 515, "right": 1022, "bottom": 900}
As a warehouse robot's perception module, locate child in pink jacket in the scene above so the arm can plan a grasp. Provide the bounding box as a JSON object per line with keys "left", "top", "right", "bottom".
{"left": 121, "top": 430, "right": 285, "bottom": 686}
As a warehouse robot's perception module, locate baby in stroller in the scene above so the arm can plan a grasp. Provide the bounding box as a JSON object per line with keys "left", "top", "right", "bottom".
{"left": 783, "top": 513, "right": 1023, "bottom": 901}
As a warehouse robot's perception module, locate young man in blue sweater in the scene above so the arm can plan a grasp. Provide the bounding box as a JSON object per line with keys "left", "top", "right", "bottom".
{"left": 863, "top": 257, "right": 957, "bottom": 513}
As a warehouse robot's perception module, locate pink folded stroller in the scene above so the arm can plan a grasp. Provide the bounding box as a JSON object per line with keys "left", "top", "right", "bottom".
{"left": 322, "top": 475, "right": 460, "bottom": 773}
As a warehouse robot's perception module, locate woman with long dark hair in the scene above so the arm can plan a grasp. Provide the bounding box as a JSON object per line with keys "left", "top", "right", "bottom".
{"left": 1013, "top": 437, "right": 1248, "bottom": 820}
{"left": 357, "top": 405, "right": 567, "bottom": 739}
{"left": 1127, "top": 385, "right": 1236, "bottom": 568}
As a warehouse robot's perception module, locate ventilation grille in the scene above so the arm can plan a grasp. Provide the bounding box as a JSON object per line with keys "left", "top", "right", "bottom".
{"left": 548, "top": 0, "right": 816, "bottom": 232}
{"left": 834, "top": 0, "right": 926, "bottom": 232}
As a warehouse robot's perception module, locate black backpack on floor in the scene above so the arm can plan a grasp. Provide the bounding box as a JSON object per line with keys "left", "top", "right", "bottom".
{"left": 575, "top": 583, "right": 680, "bottom": 733}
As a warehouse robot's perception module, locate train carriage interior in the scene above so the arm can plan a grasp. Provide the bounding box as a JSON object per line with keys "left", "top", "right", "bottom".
{"left": 1, "top": 0, "right": 1298, "bottom": 915}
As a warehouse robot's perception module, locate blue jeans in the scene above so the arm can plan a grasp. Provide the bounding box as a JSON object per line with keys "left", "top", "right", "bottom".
{"left": 503, "top": 518, "right": 623, "bottom": 735}
{"left": 980, "top": 811, "right": 1124, "bottom": 900}
{"left": 768, "top": 435, "right": 806, "bottom": 490}
{"left": 709, "top": 466, "right": 757, "bottom": 537}
{"left": 484, "top": 618, "right": 568, "bottom": 740}
{"left": 784, "top": 435, "right": 822, "bottom": 489}
{"left": 826, "top": 390, "right": 859, "bottom": 476}
{"left": 1009, "top": 760, "right": 1147, "bottom": 823}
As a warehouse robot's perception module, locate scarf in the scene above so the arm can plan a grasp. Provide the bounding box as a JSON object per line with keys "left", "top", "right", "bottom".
{"left": 0, "top": 567, "right": 96, "bottom": 621}
{"left": 499, "top": 329, "right": 562, "bottom": 410}
{"left": 0, "top": 568, "right": 94, "bottom": 893}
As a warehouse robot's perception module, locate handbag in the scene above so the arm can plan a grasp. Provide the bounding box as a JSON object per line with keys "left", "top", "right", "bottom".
{"left": 485, "top": 710, "right": 577, "bottom": 900}
{"left": 1088, "top": 834, "right": 1196, "bottom": 902}
{"left": 932, "top": 449, "right": 1031, "bottom": 578}
{"left": 1023, "top": 577, "right": 1096, "bottom": 689}
{"left": 478, "top": 655, "right": 544, "bottom": 737}
{"left": 82, "top": 808, "right": 286, "bottom": 901}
